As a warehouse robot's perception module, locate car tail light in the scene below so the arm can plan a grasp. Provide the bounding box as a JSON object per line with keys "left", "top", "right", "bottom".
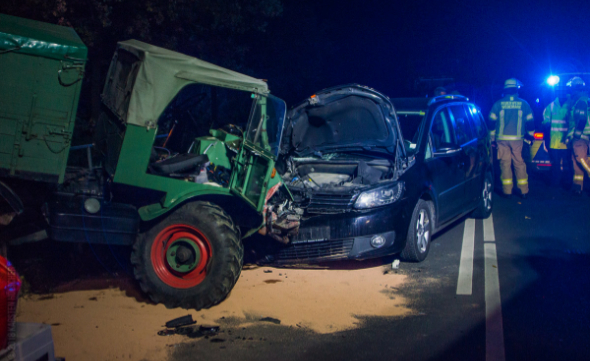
{"left": 533, "top": 132, "right": 544, "bottom": 140}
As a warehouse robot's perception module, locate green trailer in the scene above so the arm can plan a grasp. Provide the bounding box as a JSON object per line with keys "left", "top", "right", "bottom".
{"left": 0, "top": 13, "right": 86, "bottom": 184}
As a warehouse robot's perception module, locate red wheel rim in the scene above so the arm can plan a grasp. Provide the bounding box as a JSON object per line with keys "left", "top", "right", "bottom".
{"left": 150, "top": 224, "right": 212, "bottom": 288}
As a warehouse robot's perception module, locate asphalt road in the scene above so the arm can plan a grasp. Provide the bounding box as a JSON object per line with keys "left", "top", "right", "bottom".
{"left": 8, "top": 175, "right": 590, "bottom": 360}
{"left": 169, "top": 175, "right": 590, "bottom": 361}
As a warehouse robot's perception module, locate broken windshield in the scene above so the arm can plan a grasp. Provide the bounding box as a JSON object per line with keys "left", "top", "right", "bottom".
{"left": 245, "top": 94, "right": 287, "bottom": 157}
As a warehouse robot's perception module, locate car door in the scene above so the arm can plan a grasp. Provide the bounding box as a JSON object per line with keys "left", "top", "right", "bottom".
{"left": 448, "top": 104, "right": 479, "bottom": 208}
{"left": 466, "top": 104, "right": 489, "bottom": 206}
{"left": 426, "top": 106, "right": 469, "bottom": 223}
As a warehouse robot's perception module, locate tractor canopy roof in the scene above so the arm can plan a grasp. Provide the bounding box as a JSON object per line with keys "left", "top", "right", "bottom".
{"left": 104, "top": 39, "right": 269, "bottom": 128}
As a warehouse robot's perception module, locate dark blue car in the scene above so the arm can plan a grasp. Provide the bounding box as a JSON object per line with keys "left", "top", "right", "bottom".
{"left": 263, "top": 85, "right": 493, "bottom": 264}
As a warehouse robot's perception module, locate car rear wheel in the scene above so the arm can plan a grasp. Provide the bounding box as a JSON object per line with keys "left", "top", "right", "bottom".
{"left": 131, "top": 201, "right": 243, "bottom": 310}
{"left": 400, "top": 199, "right": 433, "bottom": 262}
{"left": 471, "top": 172, "right": 493, "bottom": 219}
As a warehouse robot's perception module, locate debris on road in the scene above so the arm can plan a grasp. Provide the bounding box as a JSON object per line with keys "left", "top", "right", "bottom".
{"left": 165, "top": 315, "right": 196, "bottom": 328}
{"left": 264, "top": 279, "right": 282, "bottom": 284}
{"left": 392, "top": 259, "right": 400, "bottom": 269}
{"left": 199, "top": 325, "right": 220, "bottom": 335}
{"left": 158, "top": 324, "right": 220, "bottom": 338}
{"left": 159, "top": 315, "right": 200, "bottom": 337}
{"left": 259, "top": 317, "right": 281, "bottom": 325}
{"left": 157, "top": 329, "right": 177, "bottom": 336}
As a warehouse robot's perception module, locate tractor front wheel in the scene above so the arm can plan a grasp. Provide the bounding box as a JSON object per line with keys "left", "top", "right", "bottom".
{"left": 131, "top": 201, "right": 243, "bottom": 310}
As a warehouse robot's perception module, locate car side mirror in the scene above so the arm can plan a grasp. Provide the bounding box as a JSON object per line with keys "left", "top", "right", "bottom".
{"left": 433, "top": 144, "right": 462, "bottom": 157}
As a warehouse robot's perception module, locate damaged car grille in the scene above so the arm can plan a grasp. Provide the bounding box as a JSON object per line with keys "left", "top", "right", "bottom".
{"left": 273, "top": 238, "right": 354, "bottom": 263}
{"left": 307, "top": 192, "right": 359, "bottom": 213}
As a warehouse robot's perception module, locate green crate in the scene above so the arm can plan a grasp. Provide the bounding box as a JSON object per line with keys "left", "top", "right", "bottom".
{"left": 0, "top": 14, "right": 87, "bottom": 183}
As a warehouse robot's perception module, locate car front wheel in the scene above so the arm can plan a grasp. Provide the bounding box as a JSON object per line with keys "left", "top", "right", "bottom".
{"left": 400, "top": 199, "right": 433, "bottom": 262}
{"left": 471, "top": 172, "right": 493, "bottom": 219}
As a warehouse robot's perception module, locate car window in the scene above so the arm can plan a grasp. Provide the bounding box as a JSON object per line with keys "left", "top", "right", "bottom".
{"left": 425, "top": 139, "right": 433, "bottom": 159}
{"left": 430, "top": 108, "right": 455, "bottom": 152}
{"left": 449, "top": 105, "right": 475, "bottom": 146}
{"left": 398, "top": 113, "right": 424, "bottom": 155}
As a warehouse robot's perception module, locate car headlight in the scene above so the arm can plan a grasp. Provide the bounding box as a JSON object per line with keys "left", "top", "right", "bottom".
{"left": 354, "top": 182, "right": 404, "bottom": 209}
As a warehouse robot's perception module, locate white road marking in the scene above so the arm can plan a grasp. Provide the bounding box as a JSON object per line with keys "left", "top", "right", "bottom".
{"left": 484, "top": 214, "right": 495, "bottom": 242}
{"left": 485, "top": 242, "right": 505, "bottom": 361}
{"left": 456, "top": 219, "right": 475, "bottom": 295}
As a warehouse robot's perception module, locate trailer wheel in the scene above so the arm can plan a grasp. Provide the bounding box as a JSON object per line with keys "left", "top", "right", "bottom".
{"left": 131, "top": 201, "right": 243, "bottom": 310}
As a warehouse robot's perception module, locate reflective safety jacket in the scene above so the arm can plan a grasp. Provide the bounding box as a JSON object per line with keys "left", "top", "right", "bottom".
{"left": 566, "top": 94, "right": 590, "bottom": 142}
{"left": 489, "top": 95, "right": 534, "bottom": 141}
{"left": 542, "top": 98, "right": 570, "bottom": 149}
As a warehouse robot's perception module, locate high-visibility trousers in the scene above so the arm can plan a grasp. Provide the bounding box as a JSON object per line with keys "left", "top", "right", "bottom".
{"left": 571, "top": 139, "right": 590, "bottom": 191}
{"left": 549, "top": 148, "right": 573, "bottom": 188}
{"left": 497, "top": 140, "right": 528, "bottom": 195}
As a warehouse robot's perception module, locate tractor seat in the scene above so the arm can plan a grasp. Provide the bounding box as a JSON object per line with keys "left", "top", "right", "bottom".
{"left": 150, "top": 153, "right": 209, "bottom": 175}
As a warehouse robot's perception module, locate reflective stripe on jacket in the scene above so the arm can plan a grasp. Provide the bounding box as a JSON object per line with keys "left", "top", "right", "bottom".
{"left": 489, "top": 95, "right": 534, "bottom": 141}
{"left": 566, "top": 95, "right": 590, "bottom": 141}
{"left": 542, "top": 98, "right": 570, "bottom": 149}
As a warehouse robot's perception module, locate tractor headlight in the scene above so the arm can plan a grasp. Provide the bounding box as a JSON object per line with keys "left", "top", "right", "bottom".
{"left": 354, "top": 182, "right": 404, "bottom": 209}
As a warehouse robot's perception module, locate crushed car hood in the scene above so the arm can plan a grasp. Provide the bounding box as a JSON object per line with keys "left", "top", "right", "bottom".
{"left": 283, "top": 84, "right": 401, "bottom": 157}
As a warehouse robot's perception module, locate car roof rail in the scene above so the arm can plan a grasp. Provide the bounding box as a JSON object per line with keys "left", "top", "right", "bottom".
{"left": 427, "top": 94, "right": 469, "bottom": 106}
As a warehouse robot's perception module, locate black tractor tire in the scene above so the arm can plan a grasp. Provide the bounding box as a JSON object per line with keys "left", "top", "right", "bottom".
{"left": 471, "top": 172, "right": 494, "bottom": 219}
{"left": 131, "top": 201, "right": 243, "bottom": 310}
{"left": 400, "top": 199, "right": 433, "bottom": 262}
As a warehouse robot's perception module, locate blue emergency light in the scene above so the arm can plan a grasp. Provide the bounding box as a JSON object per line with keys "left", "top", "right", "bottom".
{"left": 547, "top": 75, "right": 560, "bottom": 86}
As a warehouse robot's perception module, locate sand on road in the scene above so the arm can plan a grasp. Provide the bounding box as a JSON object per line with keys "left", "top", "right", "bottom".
{"left": 16, "top": 264, "right": 410, "bottom": 361}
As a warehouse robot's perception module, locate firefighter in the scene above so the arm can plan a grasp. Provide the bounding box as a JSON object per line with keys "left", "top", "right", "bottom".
{"left": 542, "top": 85, "right": 572, "bottom": 189}
{"left": 489, "top": 78, "right": 535, "bottom": 199}
{"left": 564, "top": 77, "right": 590, "bottom": 195}
{"left": 434, "top": 86, "right": 447, "bottom": 96}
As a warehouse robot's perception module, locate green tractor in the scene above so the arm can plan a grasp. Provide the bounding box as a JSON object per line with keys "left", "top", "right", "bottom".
{"left": 0, "top": 14, "right": 292, "bottom": 309}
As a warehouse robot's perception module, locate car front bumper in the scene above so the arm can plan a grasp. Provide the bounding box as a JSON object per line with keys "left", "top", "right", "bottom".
{"left": 266, "top": 200, "right": 410, "bottom": 264}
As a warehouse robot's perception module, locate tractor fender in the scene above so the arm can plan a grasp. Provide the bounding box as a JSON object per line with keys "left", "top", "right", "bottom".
{"left": 138, "top": 187, "right": 231, "bottom": 222}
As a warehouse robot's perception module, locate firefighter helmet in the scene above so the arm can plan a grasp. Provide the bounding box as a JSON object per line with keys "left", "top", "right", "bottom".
{"left": 566, "top": 76, "right": 586, "bottom": 89}
{"left": 434, "top": 86, "right": 447, "bottom": 96}
{"left": 504, "top": 78, "right": 523, "bottom": 89}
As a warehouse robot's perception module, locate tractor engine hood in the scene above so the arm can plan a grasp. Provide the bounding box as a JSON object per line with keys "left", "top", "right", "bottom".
{"left": 282, "top": 84, "right": 400, "bottom": 157}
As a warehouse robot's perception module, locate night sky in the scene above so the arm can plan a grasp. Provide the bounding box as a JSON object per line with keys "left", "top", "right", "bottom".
{"left": 3, "top": 0, "right": 590, "bottom": 114}
{"left": 256, "top": 0, "right": 590, "bottom": 113}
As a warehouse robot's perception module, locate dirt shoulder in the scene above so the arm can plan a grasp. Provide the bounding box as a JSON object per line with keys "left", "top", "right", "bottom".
{"left": 16, "top": 263, "right": 409, "bottom": 361}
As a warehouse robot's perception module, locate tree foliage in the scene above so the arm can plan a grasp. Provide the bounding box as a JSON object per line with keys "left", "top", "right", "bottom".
{"left": 1, "top": 0, "right": 282, "bottom": 68}
{"left": 1, "top": 0, "right": 283, "bottom": 124}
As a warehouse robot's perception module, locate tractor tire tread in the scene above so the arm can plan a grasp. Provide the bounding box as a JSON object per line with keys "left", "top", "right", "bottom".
{"left": 131, "top": 201, "right": 243, "bottom": 310}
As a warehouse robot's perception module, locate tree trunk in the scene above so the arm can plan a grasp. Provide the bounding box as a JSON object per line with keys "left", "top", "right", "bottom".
{"left": 90, "top": 59, "right": 102, "bottom": 124}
